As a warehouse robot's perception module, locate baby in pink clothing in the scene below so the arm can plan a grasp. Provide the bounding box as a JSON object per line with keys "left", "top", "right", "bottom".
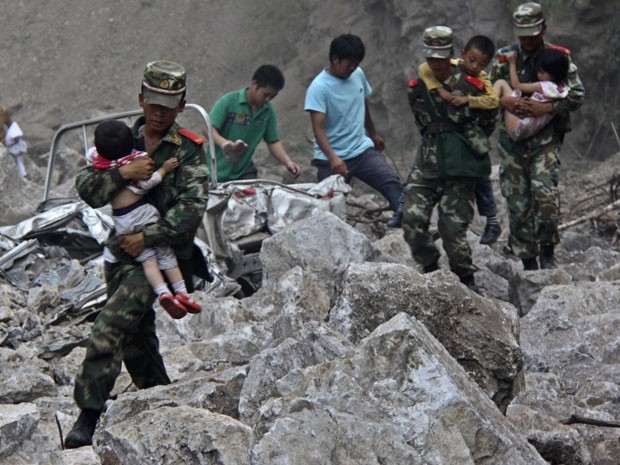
{"left": 494, "top": 48, "right": 569, "bottom": 141}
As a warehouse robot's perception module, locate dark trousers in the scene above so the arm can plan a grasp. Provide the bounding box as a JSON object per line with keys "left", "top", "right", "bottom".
{"left": 313, "top": 148, "right": 403, "bottom": 211}
{"left": 73, "top": 261, "right": 171, "bottom": 411}
{"left": 475, "top": 176, "right": 496, "bottom": 218}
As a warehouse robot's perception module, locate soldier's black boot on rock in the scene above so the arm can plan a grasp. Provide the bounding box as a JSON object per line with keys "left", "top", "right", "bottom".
{"left": 459, "top": 274, "right": 480, "bottom": 293}
{"left": 64, "top": 408, "right": 101, "bottom": 449}
{"left": 522, "top": 257, "right": 539, "bottom": 271}
{"left": 479, "top": 223, "right": 501, "bottom": 245}
{"left": 539, "top": 244, "right": 557, "bottom": 269}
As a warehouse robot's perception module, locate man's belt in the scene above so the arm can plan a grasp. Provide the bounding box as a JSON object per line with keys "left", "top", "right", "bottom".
{"left": 424, "top": 121, "right": 464, "bottom": 135}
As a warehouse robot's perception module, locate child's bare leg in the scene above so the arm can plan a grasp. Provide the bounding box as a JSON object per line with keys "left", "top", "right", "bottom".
{"left": 142, "top": 258, "right": 167, "bottom": 289}
{"left": 493, "top": 79, "right": 512, "bottom": 99}
{"left": 163, "top": 267, "right": 184, "bottom": 288}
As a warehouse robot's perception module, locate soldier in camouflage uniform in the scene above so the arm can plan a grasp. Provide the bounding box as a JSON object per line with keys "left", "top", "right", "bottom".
{"left": 64, "top": 60, "right": 209, "bottom": 449}
{"left": 403, "top": 26, "right": 497, "bottom": 291}
{"left": 490, "top": 2, "right": 585, "bottom": 270}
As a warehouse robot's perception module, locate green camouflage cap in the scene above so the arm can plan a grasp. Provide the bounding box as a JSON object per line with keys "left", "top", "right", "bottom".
{"left": 142, "top": 60, "right": 186, "bottom": 108}
{"left": 513, "top": 2, "right": 545, "bottom": 37}
{"left": 423, "top": 26, "right": 453, "bottom": 59}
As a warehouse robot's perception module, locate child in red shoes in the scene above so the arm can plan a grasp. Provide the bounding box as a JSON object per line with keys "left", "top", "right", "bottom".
{"left": 92, "top": 119, "right": 202, "bottom": 319}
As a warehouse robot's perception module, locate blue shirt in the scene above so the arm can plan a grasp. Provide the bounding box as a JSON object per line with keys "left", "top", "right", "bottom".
{"left": 304, "top": 67, "right": 374, "bottom": 161}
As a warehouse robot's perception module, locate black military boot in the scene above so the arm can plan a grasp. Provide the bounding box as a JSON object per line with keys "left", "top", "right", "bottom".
{"left": 422, "top": 262, "right": 439, "bottom": 273}
{"left": 459, "top": 274, "right": 480, "bottom": 293}
{"left": 522, "top": 257, "right": 539, "bottom": 271}
{"left": 64, "top": 409, "right": 101, "bottom": 449}
{"left": 479, "top": 223, "right": 501, "bottom": 245}
{"left": 539, "top": 244, "right": 557, "bottom": 269}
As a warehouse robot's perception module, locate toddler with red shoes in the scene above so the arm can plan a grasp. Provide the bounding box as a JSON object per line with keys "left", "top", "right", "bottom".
{"left": 92, "top": 119, "right": 202, "bottom": 319}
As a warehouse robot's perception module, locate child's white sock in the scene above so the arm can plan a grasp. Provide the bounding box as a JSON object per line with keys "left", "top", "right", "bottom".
{"left": 171, "top": 281, "right": 188, "bottom": 294}
{"left": 154, "top": 283, "right": 170, "bottom": 297}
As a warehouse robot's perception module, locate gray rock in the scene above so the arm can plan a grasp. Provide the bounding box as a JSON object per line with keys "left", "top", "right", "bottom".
{"left": 329, "top": 263, "right": 523, "bottom": 412}
{"left": 0, "top": 403, "right": 39, "bottom": 459}
{"left": 260, "top": 211, "right": 391, "bottom": 296}
{"left": 251, "top": 313, "right": 546, "bottom": 465}
{"left": 95, "top": 406, "right": 251, "bottom": 465}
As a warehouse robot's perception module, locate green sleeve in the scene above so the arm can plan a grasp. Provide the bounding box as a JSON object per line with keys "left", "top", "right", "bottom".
{"left": 263, "top": 105, "right": 280, "bottom": 143}
{"left": 552, "top": 57, "right": 585, "bottom": 115}
{"left": 209, "top": 93, "right": 230, "bottom": 131}
{"left": 75, "top": 166, "right": 128, "bottom": 208}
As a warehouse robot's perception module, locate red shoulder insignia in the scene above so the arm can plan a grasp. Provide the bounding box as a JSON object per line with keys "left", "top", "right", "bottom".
{"left": 464, "top": 74, "right": 485, "bottom": 91}
{"left": 178, "top": 128, "right": 205, "bottom": 144}
{"left": 408, "top": 78, "right": 419, "bottom": 88}
{"left": 547, "top": 44, "right": 571, "bottom": 55}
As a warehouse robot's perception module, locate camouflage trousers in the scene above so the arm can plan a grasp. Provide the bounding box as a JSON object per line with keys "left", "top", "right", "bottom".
{"left": 498, "top": 142, "right": 560, "bottom": 259}
{"left": 402, "top": 168, "right": 477, "bottom": 279}
{"left": 73, "top": 261, "right": 171, "bottom": 411}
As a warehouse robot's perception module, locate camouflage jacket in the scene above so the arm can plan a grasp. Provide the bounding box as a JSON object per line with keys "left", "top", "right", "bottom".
{"left": 75, "top": 118, "right": 209, "bottom": 261}
{"left": 490, "top": 42, "right": 585, "bottom": 151}
{"left": 408, "top": 69, "right": 496, "bottom": 179}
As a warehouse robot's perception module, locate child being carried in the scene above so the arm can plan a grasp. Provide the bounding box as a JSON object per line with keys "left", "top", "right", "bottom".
{"left": 92, "top": 119, "right": 202, "bottom": 319}
{"left": 494, "top": 48, "right": 569, "bottom": 141}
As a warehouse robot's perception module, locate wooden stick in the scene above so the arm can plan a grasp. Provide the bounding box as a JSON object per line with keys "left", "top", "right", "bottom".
{"left": 559, "top": 198, "right": 620, "bottom": 231}
{"left": 561, "top": 413, "right": 620, "bottom": 428}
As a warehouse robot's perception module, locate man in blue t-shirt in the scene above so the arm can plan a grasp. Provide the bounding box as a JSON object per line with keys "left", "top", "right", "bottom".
{"left": 304, "top": 34, "right": 404, "bottom": 227}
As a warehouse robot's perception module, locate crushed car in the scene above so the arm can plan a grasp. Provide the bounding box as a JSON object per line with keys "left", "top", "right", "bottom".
{"left": 0, "top": 104, "right": 349, "bottom": 323}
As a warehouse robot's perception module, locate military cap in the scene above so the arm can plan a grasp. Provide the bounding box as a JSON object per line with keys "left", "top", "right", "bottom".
{"left": 423, "top": 26, "right": 454, "bottom": 59}
{"left": 142, "top": 60, "right": 186, "bottom": 108}
{"left": 513, "top": 2, "right": 545, "bottom": 37}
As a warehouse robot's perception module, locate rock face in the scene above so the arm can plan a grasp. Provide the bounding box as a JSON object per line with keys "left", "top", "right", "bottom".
{"left": 3, "top": 204, "right": 620, "bottom": 464}
{"left": 0, "top": 0, "right": 615, "bottom": 225}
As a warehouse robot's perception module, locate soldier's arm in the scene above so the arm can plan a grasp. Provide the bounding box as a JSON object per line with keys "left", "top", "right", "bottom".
{"left": 75, "top": 158, "right": 153, "bottom": 208}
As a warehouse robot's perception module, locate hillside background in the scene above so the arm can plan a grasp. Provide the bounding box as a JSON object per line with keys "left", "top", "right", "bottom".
{"left": 1, "top": 0, "right": 617, "bottom": 186}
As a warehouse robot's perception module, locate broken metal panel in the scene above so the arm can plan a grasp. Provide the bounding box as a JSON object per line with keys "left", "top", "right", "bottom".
{"left": 212, "top": 175, "right": 349, "bottom": 247}
{"left": 0, "top": 202, "right": 85, "bottom": 240}
{"left": 0, "top": 239, "right": 39, "bottom": 271}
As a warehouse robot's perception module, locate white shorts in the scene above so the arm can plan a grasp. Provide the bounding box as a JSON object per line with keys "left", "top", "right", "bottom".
{"left": 113, "top": 201, "right": 178, "bottom": 269}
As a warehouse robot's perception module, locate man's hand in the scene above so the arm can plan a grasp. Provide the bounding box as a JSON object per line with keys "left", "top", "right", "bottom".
{"left": 286, "top": 161, "right": 301, "bottom": 178}
{"left": 518, "top": 98, "right": 553, "bottom": 117}
{"left": 330, "top": 157, "right": 348, "bottom": 177}
{"left": 370, "top": 133, "right": 385, "bottom": 152}
{"left": 120, "top": 157, "right": 154, "bottom": 181}
{"left": 500, "top": 95, "right": 520, "bottom": 115}
{"left": 449, "top": 95, "right": 469, "bottom": 107}
{"left": 437, "top": 87, "right": 453, "bottom": 102}
{"left": 119, "top": 232, "right": 146, "bottom": 257}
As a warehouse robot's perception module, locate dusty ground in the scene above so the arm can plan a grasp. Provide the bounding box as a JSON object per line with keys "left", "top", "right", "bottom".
{"left": 0, "top": 0, "right": 616, "bottom": 244}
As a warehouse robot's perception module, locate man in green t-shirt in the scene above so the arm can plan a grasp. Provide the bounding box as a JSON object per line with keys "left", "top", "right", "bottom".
{"left": 206, "top": 64, "right": 300, "bottom": 183}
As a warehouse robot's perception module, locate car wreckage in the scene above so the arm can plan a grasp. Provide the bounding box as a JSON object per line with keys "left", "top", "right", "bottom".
{"left": 0, "top": 104, "right": 350, "bottom": 320}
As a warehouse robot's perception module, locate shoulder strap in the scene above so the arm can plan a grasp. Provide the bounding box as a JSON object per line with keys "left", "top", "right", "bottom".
{"left": 547, "top": 43, "right": 571, "bottom": 56}
{"left": 464, "top": 74, "right": 485, "bottom": 91}
{"left": 178, "top": 128, "right": 205, "bottom": 144}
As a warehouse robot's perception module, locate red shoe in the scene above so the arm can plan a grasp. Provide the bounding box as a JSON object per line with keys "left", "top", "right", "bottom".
{"left": 175, "top": 291, "right": 202, "bottom": 314}
{"left": 159, "top": 293, "right": 187, "bottom": 319}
